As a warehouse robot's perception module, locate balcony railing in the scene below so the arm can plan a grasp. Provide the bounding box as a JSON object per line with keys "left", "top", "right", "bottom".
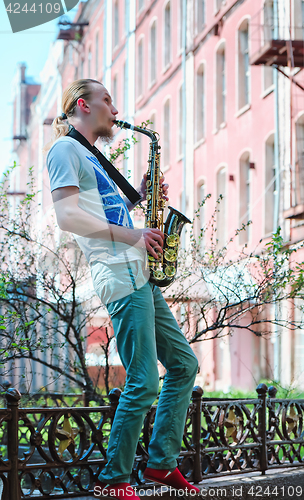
{"left": 250, "top": 7, "right": 304, "bottom": 68}
{"left": 0, "top": 384, "right": 303, "bottom": 499}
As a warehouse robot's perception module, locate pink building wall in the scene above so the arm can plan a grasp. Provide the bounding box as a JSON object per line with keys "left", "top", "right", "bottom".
{"left": 10, "top": 0, "right": 297, "bottom": 392}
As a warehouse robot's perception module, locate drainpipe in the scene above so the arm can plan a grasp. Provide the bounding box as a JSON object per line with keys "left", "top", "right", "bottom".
{"left": 181, "top": 0, "right": 187, "bottom": 247}
{"left": 273, "top": 0, "right": 280, "bottom": 382}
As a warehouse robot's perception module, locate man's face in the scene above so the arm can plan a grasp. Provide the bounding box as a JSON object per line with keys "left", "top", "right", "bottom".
{"left": 88, "top": 84, "right": 118, "bottom": 141}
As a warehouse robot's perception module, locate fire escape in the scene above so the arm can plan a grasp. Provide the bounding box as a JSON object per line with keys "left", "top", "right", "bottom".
{"left": 250, "top": 2, "right": 304, "bottom": 220}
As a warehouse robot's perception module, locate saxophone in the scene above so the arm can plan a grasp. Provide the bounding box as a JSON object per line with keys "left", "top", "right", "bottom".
{"left": 115, "top": 120, "right": 191, "bottom": 287}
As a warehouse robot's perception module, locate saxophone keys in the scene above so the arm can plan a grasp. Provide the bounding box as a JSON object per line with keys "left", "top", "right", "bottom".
{"left": 166, "top": 233, "right": 180, "bottom": 247}
{"left": 165, "top": 265, "right": 176, "bottom": 277}
{"left": 164, "top": 249, "right": 177, "bottom": 262}
{"left": 153, "top": 269, "right": 165, "bottom": 280}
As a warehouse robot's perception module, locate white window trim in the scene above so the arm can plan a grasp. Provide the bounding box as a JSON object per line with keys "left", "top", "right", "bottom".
{"left": 178, "top": 82, "right": 184, "bottom": 159}
{"left": 263, "top": 132, "right": 276, "bottom": 237}
{"left": 162, "top": 96, "right": 171, "bottom": 169}
{"left": 137, "top": 0, "right": 145, "bottom": 15}
{"left": 95, "top": 30, "right": 100, "bottom": 78}
{"left": 215, "top": 164, "right": 228, "bottom": 249}
{"left": 113, "top": 0, "right": 120, "bottom": 50}
{"left": 149, "top": 17, "right": 157, "bottom": 88}
{"left": 136, "top": 35, "right": 145, "bottom": 102}
{"left": 236, "top": 16, "right": 251, "bottom": 113}
{"left": 196, "top": 61, "right": 206, "bottom": 143}
{"left": 163, "top": 0, "right": 172, "bottom": 73}
{"left": 194, "top": 137, "right": 206, "bottom": 150}
{"left": 238, "top": 151, "right": 252, "bottom": 246}
{"left": 214, "top": 39, "right": 226, "bottom": 132}
{"left": 235, "top": 103, "right": 251, "bottom": 118}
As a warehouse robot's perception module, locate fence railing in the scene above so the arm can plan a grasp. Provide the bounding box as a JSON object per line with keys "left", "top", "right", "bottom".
{"left": 0, "top": 384, "right": 303, "bottom": 499}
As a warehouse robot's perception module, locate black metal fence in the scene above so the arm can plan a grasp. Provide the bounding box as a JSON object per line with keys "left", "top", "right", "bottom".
{"left": 0, "top": 384, "right": 303, "bottom": 499}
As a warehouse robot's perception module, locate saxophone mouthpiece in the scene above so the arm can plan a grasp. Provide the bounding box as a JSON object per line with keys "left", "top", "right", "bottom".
{"left": 114, "top": 120, "right": 135, "bottom": 131}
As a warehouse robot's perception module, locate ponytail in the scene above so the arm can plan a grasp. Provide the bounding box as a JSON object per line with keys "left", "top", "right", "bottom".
{"left": 43, "top": 78, "right": 103, "bottom": 153}
{"left": 52, "top": 114, "right": 70, "bottom": 140}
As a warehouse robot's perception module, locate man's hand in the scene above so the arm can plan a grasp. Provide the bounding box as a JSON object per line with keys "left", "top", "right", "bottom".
{"left": 141, "top": 227, "right": 164, "bottom": 260}
{"left": 138, "top": 174, "right": 169, "bottom": 202}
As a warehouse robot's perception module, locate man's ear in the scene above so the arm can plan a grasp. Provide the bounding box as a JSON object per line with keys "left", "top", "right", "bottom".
{"left": 77, "top": 98, "right": 90, "bottom": 114}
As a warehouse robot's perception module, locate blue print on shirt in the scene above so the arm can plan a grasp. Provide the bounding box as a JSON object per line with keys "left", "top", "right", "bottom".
{"left": 86, "top": 155, "right": 133, "bottom": 228}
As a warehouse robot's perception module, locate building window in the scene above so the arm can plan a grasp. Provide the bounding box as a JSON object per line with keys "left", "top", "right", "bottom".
{"left": 150, "top": 112, "right": 156, "bottom": 129}
{"left": 113, "top": 74, "right": 118, "bottom": 109}
{"left": 125, "top": 0, "right": 129, "bottom": 34}
{"left": 68, "top": 44, "right": 73, "bottom": 64}
{"left": 138, "top": 0, "right": 144, "bottom": 12}
{"left": 216, "top": 168, "right": 227, "bottom": 248}
{"left": 216, "top": 43, "right": 226, "bottom": 129}
{"left": 123, "top": 61, "right": 127, "bottom": 116}
{"left": 88, "top": 48, "right": 92, "bottom": 78}
{"left": 179, "top": 0, "right": 183, "bottom": 51}
{"left": 294, "top": 298, "right": 304, "bottom": 387}
{"left": 179, "top": 85, "right": 183, "bottom": 156}
{"left": 264, "top": 67, "right": 274, "bottom": 91}
{"left": 295, "top": 117, "right": 304, "bottom": 205}
{"left": 294, "top": 0, "right": 304, "bottom": 39}
{"left": 150, "top": 20, "right": 157, "bottom": 85}
{"left": 238, "top": 19, "right": 250, "bottom": 110}
{"left": 264, "top": 0, "right": 274, "bottom": 43}
{"left": 114, "top": 0, "right": 119, "bottom": 48}
{"left": 265, "top": 134, "right": 275, "bottom": 235}
{"left": 163, "top": 99, "right": 171, "bottom": 166}
{"left": 80, "top": 58, "right": 84, "bottom": 79}
{"left": 196, "top": 0, "right": 205, "bottom": 33}
{"left": 239, "top": 153, "right": 250, "bottom": 245}
{"left": 196, "top": 63, "right": 205, "bottom": 141}
{"left": 136, "top": 134, "right": 142, "bottom": 188}
{"left": 164, "top": 2, "right": 171, "bottom": 68}
{"left": 215, "top": 0, "right": 222, "bottom": 13}
{"left": 137, "top": 38, "right": 144, "bottom": 96}
{"left": 95, "top": 32, "right": 99, "bottom": 77}
{"left": 263, "top": 0, "right": 274, "bottom": 90}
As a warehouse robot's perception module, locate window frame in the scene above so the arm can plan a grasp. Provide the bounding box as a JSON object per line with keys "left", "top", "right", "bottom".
{"left": 113, "top": 0, "right": 120, "bottom": 49}
{"left": 137, "top": 36, "right": 144, "bottom": 98}
{"left": 163, "top": 97, "right": 171, "bottom": 168}
{"left": 239, "top": 151, "right": 251, "bottom": 245}
{"left": 237, "top": 17, "right": 251, "bottom": 112}
{"left": 163, "top": 1, "right": 172, "bottom": 71}
{"left": 149, "top": 18, "right": 157, "bottom": 87}
{"left": 215, "top": 40, "right": 226, "bottom": 130}
{"left": 216, "top": 166, "right": 227, "bottom": 250}
{"left": 196, "top": 62, "right": 206, "bottom": 143}
{"left": 264, "top": 133, "right": 275, "bottom": 236}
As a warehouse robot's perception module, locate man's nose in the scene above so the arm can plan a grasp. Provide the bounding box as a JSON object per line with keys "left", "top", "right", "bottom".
{"left": 112, "top": 106, "right": 118, "bottom": 115}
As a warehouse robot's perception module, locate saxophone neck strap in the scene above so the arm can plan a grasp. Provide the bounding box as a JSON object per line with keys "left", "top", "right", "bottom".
{"left": 67, "top": 126, "right": 142, "bottom": 206}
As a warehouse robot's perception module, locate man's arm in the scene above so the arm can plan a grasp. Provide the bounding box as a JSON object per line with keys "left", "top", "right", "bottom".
{"left": 52, "top": 185, "right": 164, "bottom": 259}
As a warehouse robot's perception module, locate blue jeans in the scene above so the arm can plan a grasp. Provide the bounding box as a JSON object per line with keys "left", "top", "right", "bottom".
{"left": 98, "top": 282, "right": 198, "bottom": 484}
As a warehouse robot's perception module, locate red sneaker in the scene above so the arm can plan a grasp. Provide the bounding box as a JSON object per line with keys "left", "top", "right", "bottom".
{"left": 94, "top": 481, "right": 140, "bottom": 499}
{"left": 143, "top": 467, "right": 200, "bottom": 494}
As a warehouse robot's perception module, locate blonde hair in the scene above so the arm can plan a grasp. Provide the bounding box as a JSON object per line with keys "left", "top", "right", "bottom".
{"left": 43, "top": 79, "right": 103, "bottom": 153}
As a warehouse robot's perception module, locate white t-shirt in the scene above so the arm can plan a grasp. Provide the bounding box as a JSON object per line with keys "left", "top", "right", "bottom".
{"left": 47, "top": 136, "right": 148, "bottom": 304}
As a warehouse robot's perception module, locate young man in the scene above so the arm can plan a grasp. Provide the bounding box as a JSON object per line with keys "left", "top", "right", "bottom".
{"left": 46, "top": 79, "right": 199, "bottom": 499}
